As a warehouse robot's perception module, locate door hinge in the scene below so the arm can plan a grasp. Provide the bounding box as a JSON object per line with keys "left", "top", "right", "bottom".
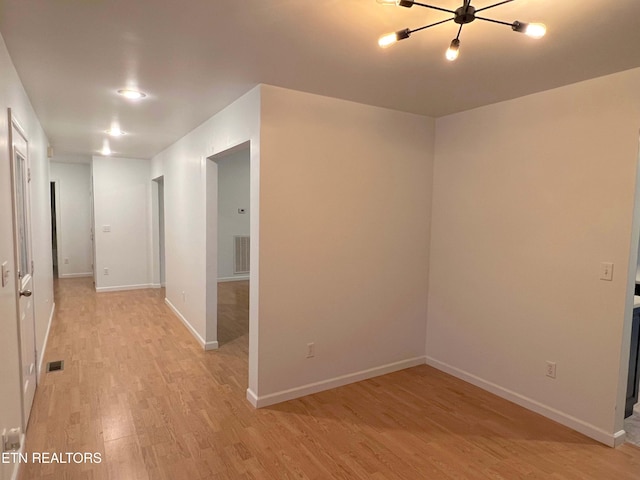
{"left": 31, "top": 260, "right": 34, "bottom": 273}
{"left": 28, "top": 168, "right": 31, "bottom": 183}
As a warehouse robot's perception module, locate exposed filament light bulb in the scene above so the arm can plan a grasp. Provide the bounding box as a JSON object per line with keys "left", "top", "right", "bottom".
{"left": 446, "top": 39, "right": 460, "bottom": 61}
{"left": 378, "top": 28, "right": 411, "bottom": 48}
{"left": 376, "top": 0, "right": 400, "bottom": 5}
{"left": 524, "top": 23, "right": 546, "bottom": 38}
{"left": 512, "top": 21, "right": 546, "bottom": 39}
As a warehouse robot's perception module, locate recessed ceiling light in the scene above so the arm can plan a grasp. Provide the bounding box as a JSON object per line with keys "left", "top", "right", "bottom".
{"left": 117, "top": 89, "right": 147, "bottom": 100}
{"left": 105, "top": 127, "right": 126, "bottom": 136}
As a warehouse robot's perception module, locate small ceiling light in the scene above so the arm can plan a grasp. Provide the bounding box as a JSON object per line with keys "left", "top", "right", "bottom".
{"left": 512, "top": 21, "right": 546, "bottom": 39}
{"left": 105, "top": 126, "right": 126, "bottom": 137}
{"left": 100, "top": 140, "right": 112, "bottom": 156}
{"left": 378, "top": 28, "right": 411, "bottom": 48}
{"left": 446, "top": 39, "right": 460, "bottom": 61}
{"left": 117, "top": 89, "right": 147, "bottom": 100}
{"left": 376, "top": 0, "right": 546, "bottom": 59}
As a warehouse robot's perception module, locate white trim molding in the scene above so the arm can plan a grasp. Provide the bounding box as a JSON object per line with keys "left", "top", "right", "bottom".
{"left": 246, "top": 388, "right": 259, "bottom": 407}
{"left": 218, "top": 276, "right": 249, "bottom": 283}
{"left": 426, "top": 356, "right": 621, "bottom": 447}
{"left": 164, "top": 298, "right": 219, "bottom": 351}
{"left": 613, "top": 430, "right": 627, "bottom": 447}
{"left": 58, "top": 272, "right": 93, "bottom": 278}
{"left": 248, "top": 356, "right": 426, "bottom": 408}
{"left": 95, "top": 283, "right": 156, "bottom": 293}
{"left": 37, "top": 302, "right": 55, "bottom": 381}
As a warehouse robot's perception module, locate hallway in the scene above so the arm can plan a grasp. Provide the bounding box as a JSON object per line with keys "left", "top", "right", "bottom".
{"left": 19, "top": 279, "right": 640, "bottom": 479}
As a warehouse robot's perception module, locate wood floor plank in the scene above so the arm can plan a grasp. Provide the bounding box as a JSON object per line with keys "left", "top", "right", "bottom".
{"left": 16, "top": 278, "right": 640, "bottom": 479}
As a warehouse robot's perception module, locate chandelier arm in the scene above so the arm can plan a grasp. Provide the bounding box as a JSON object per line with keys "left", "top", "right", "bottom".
{"left": 409, "top": 17, "right": 455, "bottom": 34}
{"left": 474, "top": 0, "right": 514, "bottom": 14}
{"left": 411, "top": 2, "right": 456, "bottom": 15}
{"left": 474, "top": 16, "right": 514, "bottom": 27}
{"left": 455, "top": 22, "right": 464, "bottom": 40}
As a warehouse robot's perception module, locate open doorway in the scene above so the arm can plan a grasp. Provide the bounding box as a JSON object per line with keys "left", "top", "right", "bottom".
{"left": 50, "top": 181, "right": 59, "bottom": 278}
{"left": 215, "top": 146, "right": 250, "bottom": 348}
{"left": 624, "top": 138, "right": 640, "bottom": 446}
{"left": 205, "top": 139, "right": 257, "bottom": 401}
{"left": 152, "top": 176, "right": 166, "bottom": 289}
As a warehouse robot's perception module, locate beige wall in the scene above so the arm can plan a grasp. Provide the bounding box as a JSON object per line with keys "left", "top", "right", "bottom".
{"left": 92, "top": 156, "right": 152, "bottom": 291}
{"left": 50, "top": 161, "right": 93, "bottom": 277}
{"left": 255, "top": 85, "right": 434, "bottom": 403}
{"left": 151, "top": 87, "right": 261, "bottom": 381}
{"left": 427, "top": 68, "right": 640, "bottom": 445}
{"left": 0, "top": 33, "right": 53, "bottom": 480}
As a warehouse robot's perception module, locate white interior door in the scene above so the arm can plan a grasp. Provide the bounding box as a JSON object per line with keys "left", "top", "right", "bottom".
{"left": 9, "top": 111, "right": 37, "bottom": 430}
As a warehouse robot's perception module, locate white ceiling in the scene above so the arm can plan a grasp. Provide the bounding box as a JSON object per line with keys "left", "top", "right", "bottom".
{"left": 0, "top": 0, "right": 638, "bottom": 159}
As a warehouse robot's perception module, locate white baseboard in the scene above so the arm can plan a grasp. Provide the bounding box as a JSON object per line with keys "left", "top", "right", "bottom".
{"left": 58, "top": 272, "right": 93, "bottom": 278}
{"left": 164, "top": 298, "right": 218, "bottom": 351}
{"left": 425, "top": 356, "right": 620, "bottom": 447}
{"left": 613, "top": 430, "right": 626, "bottom": 447}
{"left": 246, "top": 388, "right": 259, "bottom": 407}
{"left": 218, "top": 276, "right": 249, "bottom": 283}
{"left": 250, "top": 356, "right": 426, "bottom": 408}
{"left": 37, "top": 302, "right": 55, "bottom": 381}
{"left": 95, "top": 283, "right": 155, "bottom": 293}
{"left": 150, "top": 283, "right": 162, "bottom": 289}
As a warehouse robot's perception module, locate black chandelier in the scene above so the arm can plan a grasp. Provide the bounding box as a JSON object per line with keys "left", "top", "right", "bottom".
{"left": 377, "top": 0, "right": 546, "bottom": 61}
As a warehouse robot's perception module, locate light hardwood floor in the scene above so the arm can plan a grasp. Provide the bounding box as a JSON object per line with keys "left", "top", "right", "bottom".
{"left": 18, "top": 278, "right": 640, "bottom": 479}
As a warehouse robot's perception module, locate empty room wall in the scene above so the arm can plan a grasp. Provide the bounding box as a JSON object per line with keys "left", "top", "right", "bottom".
{"left": 254, "top": 85, "right": 434, "bottom": 405}
{"left": 92, "top": 156, "right": 152, "bottom": 291}
{"left": 50, "top": 160, "right": 93, "bottom": 277}
{"left": 151, "top": 87, "right": 261, "bottom": 369}
{"left": 0, "top": 32, "right": 53, "bottom": 480}
{"left": 217, "top": 149, "right": 250, "bottom": 281}
{"left": 427, "top": 68, "right": 640, "bottom": 445}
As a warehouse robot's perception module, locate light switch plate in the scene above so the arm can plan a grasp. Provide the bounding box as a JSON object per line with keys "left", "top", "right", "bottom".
{"left": 600, "top": 262, "right": 614, "bottom": 281}
{"left": 1, "top": 262, "right": 9, "bottom": 288}
{"left": 102, "top": 225, "right": 111, "bottom": 232}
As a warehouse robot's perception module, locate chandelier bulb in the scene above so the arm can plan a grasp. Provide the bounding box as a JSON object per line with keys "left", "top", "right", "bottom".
{"left": 446, "top": 39, "right": 460, "bottom": 61}
{"left": 512, "top": 21, "right": 546, "bottom": 39}
{"left": 378, "top": 28, "right": 411, "bottom": 48}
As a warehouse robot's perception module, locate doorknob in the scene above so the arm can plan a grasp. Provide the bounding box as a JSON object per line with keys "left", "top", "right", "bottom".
{"left": 19, "top": 290, "right": 32, "bottom": 297}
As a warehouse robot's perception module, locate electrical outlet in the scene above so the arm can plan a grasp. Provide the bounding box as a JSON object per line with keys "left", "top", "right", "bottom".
{"left": 182, "top": 291, "right": 186, "bottom": 302}
{"left": 103, "top": 267, "right": 109, "bottom": 275}
{"left": 3, "top": 427, "right": 21, "bottom": 451}
{"left": 64, "top": 258, "right": 69, "bottom": 264}
{"left": 546, "top": 361, "right": 557, "bottom": 379}
{"left": 306, "top": 342, "right": 315, "bottom": 358}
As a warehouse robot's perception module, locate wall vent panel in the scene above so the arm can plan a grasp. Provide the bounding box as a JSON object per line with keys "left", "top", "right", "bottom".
{"left": 234, "top": 236, "right": 250, "bottom": 274}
